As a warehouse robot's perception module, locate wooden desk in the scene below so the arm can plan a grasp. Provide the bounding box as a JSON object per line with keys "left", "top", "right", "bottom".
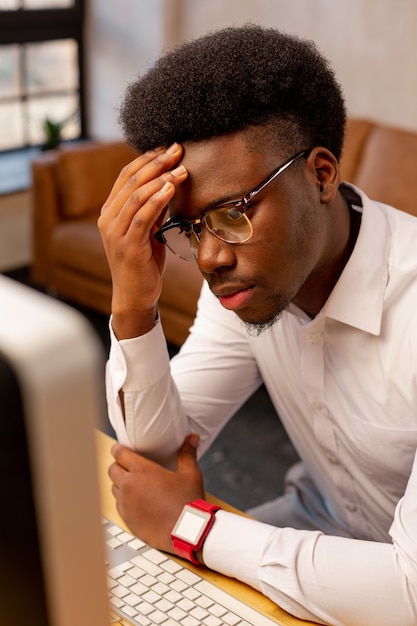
{"left": 96, "top": 431, "right": 317, "bottom": 626}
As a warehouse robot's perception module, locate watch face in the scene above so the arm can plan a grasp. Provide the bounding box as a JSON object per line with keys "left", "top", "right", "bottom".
{"left": 172, "top": 505, "right": 211, "bottom": 544}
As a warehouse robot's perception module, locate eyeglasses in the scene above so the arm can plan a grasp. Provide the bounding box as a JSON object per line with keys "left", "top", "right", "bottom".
{"left": 154, "top": 149, "right": 309, "bottom": 260}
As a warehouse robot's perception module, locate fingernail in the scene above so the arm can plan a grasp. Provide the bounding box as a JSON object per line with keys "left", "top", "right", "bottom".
{"left": 166, "top": 142, "right": 179, "bottom": 155}
{"left": 159, "top": 181, "right": 172, "bottom": 194}
{"left": 171, "top": 165, "right": 187, "bottom": 176}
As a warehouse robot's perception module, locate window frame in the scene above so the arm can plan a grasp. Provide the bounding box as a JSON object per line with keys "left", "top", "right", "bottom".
{"left": 0, "top": 0, "right": 86, "bottom": 152}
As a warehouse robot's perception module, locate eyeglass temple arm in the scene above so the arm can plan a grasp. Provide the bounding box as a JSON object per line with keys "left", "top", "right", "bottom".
{"left": 246, "top": 150, "right": 309, "bottom": 201}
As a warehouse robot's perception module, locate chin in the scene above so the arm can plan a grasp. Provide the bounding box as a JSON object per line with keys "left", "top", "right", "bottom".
{"left": 239, "top": 309, "right": 286, "bottom": 337}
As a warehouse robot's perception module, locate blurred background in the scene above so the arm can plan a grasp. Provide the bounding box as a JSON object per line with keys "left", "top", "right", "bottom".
{"left": 1, "top": 0, "right": 416, "bottom": 270}
{"left": 1, "top": 0, "right": 416, "bottom": 510}
{"left": 1, "top": 0, "right": 416, "bottom": 273}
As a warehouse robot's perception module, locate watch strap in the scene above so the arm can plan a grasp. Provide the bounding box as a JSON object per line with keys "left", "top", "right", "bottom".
{"left": 171, "top": 499, "right": 221, "bottom": 565}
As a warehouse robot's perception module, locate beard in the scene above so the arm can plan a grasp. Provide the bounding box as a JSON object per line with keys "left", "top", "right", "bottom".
{"left": 240, "top": 294, "right": 291, "bottom": 336}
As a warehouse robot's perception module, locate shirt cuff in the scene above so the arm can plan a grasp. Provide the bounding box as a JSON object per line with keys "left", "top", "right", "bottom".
{"left": 202, "top": 510, "right": 276, "bottom": 591}
{"left": 109, "top": 315, "right": 171, "bottom": 391}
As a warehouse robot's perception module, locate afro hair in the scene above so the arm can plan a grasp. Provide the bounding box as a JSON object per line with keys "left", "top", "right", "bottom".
{"left": 119, "top": 24, "right": 346, "bottom": 159}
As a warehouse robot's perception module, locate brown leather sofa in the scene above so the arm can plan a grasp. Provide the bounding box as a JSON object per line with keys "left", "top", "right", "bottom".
{"left": 31, "top": 140, "right": 203, "bottom": 346}
{"left": 31, "top": 118, "right": 417, "bottom": 346}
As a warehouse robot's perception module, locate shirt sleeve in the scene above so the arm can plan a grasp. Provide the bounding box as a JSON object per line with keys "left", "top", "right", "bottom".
{"left": 105, "top": 283, "right": 262, "bottom": 464}
{"left": 105, "top": 318, "right": 189, "bottom": 466}
{"left": 203, "top": 452, "right": 417, "bottom": 626}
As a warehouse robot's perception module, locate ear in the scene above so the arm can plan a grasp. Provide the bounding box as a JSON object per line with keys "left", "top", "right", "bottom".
{"left": 307, "top": 147, "right": 340, "bottom": 204}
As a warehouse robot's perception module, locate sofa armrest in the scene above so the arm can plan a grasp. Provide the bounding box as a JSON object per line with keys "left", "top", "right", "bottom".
{"left": 31, "top": 150, "right": 62, "bottom": 286}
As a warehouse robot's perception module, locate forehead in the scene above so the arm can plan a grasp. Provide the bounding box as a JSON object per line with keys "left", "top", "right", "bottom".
{"left": 172, "top": 130, "right": 285, "bottom": 216}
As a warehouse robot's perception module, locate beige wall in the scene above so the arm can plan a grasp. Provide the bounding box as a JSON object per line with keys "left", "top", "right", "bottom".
{"left": 87, "top": 0, "right": 417, "bottom": 139}
{"left": 85, "top": 0, "right": 168, "bottom": 139}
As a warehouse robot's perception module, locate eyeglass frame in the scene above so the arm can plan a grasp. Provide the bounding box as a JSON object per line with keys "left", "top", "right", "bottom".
{"left": 154, "top": 148, "right": 310, "bottom": 259}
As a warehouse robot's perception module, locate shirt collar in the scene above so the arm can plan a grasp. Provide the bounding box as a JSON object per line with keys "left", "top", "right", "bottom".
{"left": 321, "top": 184, "right": 389, "bottom": 335}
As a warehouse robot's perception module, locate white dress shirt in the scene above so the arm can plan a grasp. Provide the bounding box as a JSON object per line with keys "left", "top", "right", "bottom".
{"left": 106, "top": 186, "right": 417, "bottom": 626}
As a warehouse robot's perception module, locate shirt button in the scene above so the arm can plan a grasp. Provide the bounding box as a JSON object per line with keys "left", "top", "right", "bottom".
{"left": 313, "top": 401, "right": 324, "bottom": 411}
{"left": 346, "top": 502, "right": 358, "bottom": 512}
{"left": 307, "top": 333, "right": 317, "bottom": 342}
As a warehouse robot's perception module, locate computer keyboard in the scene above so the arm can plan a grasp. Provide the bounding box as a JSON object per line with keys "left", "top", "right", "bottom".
{"left": 103, "top": 518, "right": 283, "bottom": 626}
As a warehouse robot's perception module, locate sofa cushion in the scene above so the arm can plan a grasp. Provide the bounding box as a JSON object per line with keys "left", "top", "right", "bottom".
{"left": 56, "top": 141, "right": 135, "bottom": 218}
{"left": 340, "top": 118, "right": 375, "bottom": 183}
{"left": 353, "top": 126, "right": 417, "bottom": 217}
{"left": 51, "top": 219, "right": 112, "bottom": 282}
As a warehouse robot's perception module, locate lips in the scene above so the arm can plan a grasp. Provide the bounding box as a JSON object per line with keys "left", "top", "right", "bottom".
{"left": 213, "top": 286, "right": 255, "bottom": 311}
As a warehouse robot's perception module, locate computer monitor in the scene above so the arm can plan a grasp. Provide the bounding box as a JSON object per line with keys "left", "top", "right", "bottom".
{"left": 0, "top": 275, "right": 110, "bottom": 626}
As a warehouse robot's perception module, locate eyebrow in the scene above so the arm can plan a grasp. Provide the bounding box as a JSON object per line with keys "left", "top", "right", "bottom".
{"left": 170, "top": 183, "right": 255, "bottom": 221}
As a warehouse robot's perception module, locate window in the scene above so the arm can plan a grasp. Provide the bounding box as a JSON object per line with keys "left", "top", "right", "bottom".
{"left": 0, "top": 0, "right": 85, "bottom": 152}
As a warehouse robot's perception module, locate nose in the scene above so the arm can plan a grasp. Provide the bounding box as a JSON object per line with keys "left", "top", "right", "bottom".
{"left": 196, "top": 228, "right": 236, "bottom": 275}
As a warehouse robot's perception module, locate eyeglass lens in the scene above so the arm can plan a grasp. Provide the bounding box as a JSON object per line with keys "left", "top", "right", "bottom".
{"left": 163, "top": 206, "right": 252, "bottom": 260}
{"left": 162, "top": 227, "right": 198, "bottom": 261}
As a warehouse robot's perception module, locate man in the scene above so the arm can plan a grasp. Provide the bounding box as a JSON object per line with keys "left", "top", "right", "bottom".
{"left": 98, "top": 25, "right": 417, "bottom": 626}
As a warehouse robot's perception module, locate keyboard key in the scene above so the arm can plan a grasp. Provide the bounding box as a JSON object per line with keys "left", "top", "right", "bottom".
{"left": 190, "top": 606, "right": 209, "bottom": 621}
{"left": 208, "top": 603, "right": 228, "bottom": 618}
{"left": 142, "top": 589, "right": 161, "bottom": 605}
{"left": 119, "top": 531, "right": 136, "bottom": 543}
{"left": 165, "top": 589, "right": 183, "bottom": 604}
{"left": 168, "top": 606, "right": 187, "bottom": 621}
{"left": 176, "top": 568, "right": 201, "bottom": 586}
{"left": 177, "top": 597, "right": 196, "bottom": 612}
{"left": 108, "top": 562, "right": 133, "bottom": 578}
{"left": 109, "top": 596, "right": 124, "bottom": 609}
{"left": 155, "top": 597, "right": 175, "bottom": 613}
{"left": 158, "top": 571, "right": 175, "bottom": 585}
{"left": 136, "top": 601, "right": 154, "bottom": 616}
{"left": 149, "top": 609, "right": 167, "bottom": 624}
{"left": 161, "top": 559, "right": 183, "bottom": 574}
{"left": 143, "top": 548, "right": 168, "bottom": 565}
{"left": 112, "top": 585, "right": 130, "bottom": 599}
{"left": 181, "top": 616, "right": 200, "bottom": 626}
{"left": 107, "top": 524, "right": 123, "bottom": 536}
{"left": 130, "top": 581, "right": 148, "bottom": 596}
{"left": 106, "top": 537, "right": 122, "bottom": 549}
{"left": 121, "top": 604, "right": 138, "bottom": 617}
{"left": 196, "top": 594, "right": 214, "bottom": 609}
{"left": 135, "top": 615, "right": 151, "bottom": 626}
{"left": 129, "top": 565, "right": 147, "bottom": 579}
{"left": 123, "top": 592, "right": 142, "bottom": 607}
{"left": 152, "top": 581, "right": 170, "bottom": 596}
{"left": 170, "top": 579, "right": 188, "bottom": 593}
{"left": 129, "top": 537, "right": 146, "bottom": 550}
{"left": 106, "top": 577, "right": 118, "bottom": 590}
{"left": 223, "top": 612, "right": 241, "bottom": 625}
{"left": 183, "top": 586, "right": 200, "bottom": 601}
{"left": 140, "top": 573, "right": 158, "bottom": 588}
{"left": 132, "top": 554, "right": 163, "bottom": 576}
{"left": 118, "top": 573, "right": 136, "bottom": 588}
{"left": 203, "top": 616, "right": 223, "bottom": 626}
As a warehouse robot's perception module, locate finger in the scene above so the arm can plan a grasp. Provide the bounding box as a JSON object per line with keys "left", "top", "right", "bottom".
{"left": 119, "top": 168, "right": 186, "bottom": 240}
{"left": 111, "top": 442, "right": 141, "bottom": 470}
{"left": 100, "top": 164, "right": 187, "bottom": 246}
{"left": 102, "top": 146, "right": 165, "bottom": 209}
{"left": 108, "top": 459, "right": 125, "bottom": 488}
{"left": 102, "top": 143, "right": 183, "bottom": 215}
{"left": 177, "top": 433, "right": 200, "bottom": 473}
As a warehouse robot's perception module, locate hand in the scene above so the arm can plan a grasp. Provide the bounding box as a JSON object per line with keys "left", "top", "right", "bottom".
{"left": 98, "top": 143, "right": 188, "bottom": 339}
{"left": 108, "top": 434, "right": 205, "bottom": 554}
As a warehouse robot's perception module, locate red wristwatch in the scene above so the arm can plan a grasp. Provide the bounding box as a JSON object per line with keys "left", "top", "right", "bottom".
{"left": 171, "top": 499, "right": 221, "bottom": 565}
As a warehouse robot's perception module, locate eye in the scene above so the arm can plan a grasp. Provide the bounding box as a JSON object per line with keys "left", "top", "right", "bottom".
{"left": 225, "top": 206, "right": 244, "bottom": 220}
